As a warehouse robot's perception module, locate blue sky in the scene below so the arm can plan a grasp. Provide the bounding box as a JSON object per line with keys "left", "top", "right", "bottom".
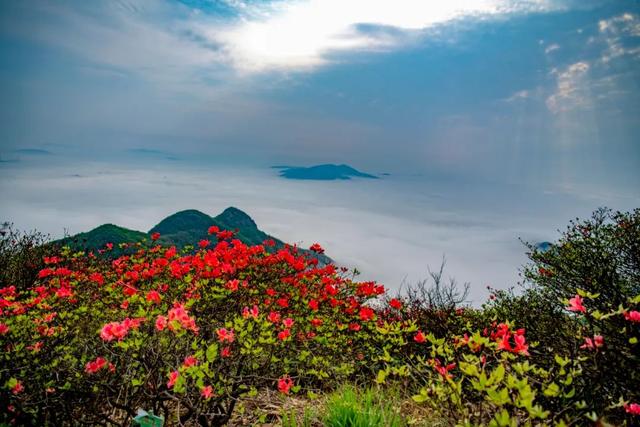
{"left": 1, "top": 0, "right": 638, "bottom": 192}
{"left": 0, "top": 0, "right": 639, "bottom": 298}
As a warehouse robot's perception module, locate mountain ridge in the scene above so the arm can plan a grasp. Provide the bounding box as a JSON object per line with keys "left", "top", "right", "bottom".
{"left": 56, "top": 207, "right": 332, "bottom": 263}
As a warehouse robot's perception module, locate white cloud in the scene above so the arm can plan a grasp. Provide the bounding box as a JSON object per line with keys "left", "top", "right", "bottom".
{"left": 505, "top": 89, "right": 530, "bottom": 102}
{"left": 546, "top": 61, "right": 591, "bottom": 114}
{"left": 194, "top": 0, "right": 564, "bottom": 72}
{"left": 598, "top": 13, "right": 640, "bottom": 63}
{"left": 544, "top": 43, "right": 560, "bottom": 54}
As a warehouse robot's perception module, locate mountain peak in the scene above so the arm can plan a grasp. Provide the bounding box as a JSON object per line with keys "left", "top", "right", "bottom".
{"left": 215, "top": 207, "right": 257, "bottom": 230}
{"left": 149, "top": 209, "right": 214, "bottom": 235}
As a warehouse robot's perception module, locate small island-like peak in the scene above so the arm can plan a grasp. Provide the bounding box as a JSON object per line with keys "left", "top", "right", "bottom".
{"left": 275, "top": 164, "right": 379, "bottom": 180}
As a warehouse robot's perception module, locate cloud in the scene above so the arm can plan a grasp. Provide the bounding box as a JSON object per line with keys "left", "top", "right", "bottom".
{"left": 505, "top": 89, "right": 531, "bottom": 102}
{"left": 546, "top": 61, "right": 591, "bottom": 113}
{"left": 190, "top": 0, "right": 565, "bottom": 72}
{"left": 544, "top": 43, "right": 560, "bottom": 54}
{"left": 598, "top": 13, "right": 640, "bottom": 63}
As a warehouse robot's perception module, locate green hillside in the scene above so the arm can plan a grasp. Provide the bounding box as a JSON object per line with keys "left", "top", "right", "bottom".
{"left": 56, "top": 224, "right": 148, "bottom": 256}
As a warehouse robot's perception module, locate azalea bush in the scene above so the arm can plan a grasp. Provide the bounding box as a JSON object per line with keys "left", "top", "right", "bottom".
{"left": 0, "top": 229, "right": 385, "bottom": 426}
{"left": 484, "top": 208, "right": 640, "bottom": 423}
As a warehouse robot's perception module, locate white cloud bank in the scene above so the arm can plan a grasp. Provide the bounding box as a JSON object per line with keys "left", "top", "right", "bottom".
{"left": 194, "top": 0, "right": 564, "bottom": 72}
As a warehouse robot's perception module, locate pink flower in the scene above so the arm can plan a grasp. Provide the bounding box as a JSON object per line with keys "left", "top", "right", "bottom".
{"left": 624, "top": 310, "right": 640, "bottom": 323}
{"left": 268, "top": 311, "right": 281, "bottom": 323}
{"left": 167, "top": 371, "right": 179, "bottom": 389}
{"left": 216, "top": 328, "right": 235, "bottom": 343}
{"left": 567, "top": 294, "right": 586, "bottom": 313}
{"left": 242, "top": 305, "right": 259, "bottom": 319}
{"left": 168, "top": 304, "right": 199, "bottom": 333}
{"left": 625, "top": 403, "right": 640, "bottom": 416}
{"left": 283, "top": 318, "right": 294, "bottom": 328}
{"left": 580, "top": 335, "right": 604, "bottom": 350}
{"left": 277, "top": 376, "right": 294, "bottom": 394}
{"left": 85, "top": 357, "right": 107, "bottom": 374}
{"left": 183, "top": 355, "right": 198, "bottom": 368}
{"left": 100, "top": 322, "right": 128, "bottom": 342}
{"left": 201, "top": 385, "right": 214, "bottom": 399}
{"left": 155, "top": 315, "right": 168, "bottom": 331}
{"left": 221, "top": 347, "right": 231, "bottom": 358}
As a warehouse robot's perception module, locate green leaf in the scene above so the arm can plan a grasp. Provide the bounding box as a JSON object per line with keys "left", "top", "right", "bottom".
{"left": 206, "top": 343, "right": 218, "bottom": 362}
{"left": 543, "top": 382, "right": 560, "bottom": 397}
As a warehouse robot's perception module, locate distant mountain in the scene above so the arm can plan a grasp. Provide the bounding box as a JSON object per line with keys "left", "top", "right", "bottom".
{"left": 58, "top": 224, "right": 148, "bottom": 254}
{"left": 56, "top": 207, "right": 332, "bottom": 263}
{"left": 276, "top": 164, "right": 378, "bottom": 180}
{"left": 535, "top": 241, "right": 553, "bottom": 252}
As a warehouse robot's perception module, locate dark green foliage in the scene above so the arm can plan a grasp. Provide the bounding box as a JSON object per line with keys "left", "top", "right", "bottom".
{"left": 0, "top": 223, "right": 50, "bottom": 291}
{"left": 485, "top": 208, "right": 640, "bottom": 423}
{"left": 57, "top": 224, "right": 148, "bottom": 256}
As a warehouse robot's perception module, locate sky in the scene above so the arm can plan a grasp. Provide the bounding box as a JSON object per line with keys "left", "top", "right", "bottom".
{"left": 1, "top": 0, "right": 639, "bottom": 301}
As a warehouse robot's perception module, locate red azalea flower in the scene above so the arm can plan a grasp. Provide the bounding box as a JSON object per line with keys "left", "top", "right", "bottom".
{"left": 201, "top": 385, "right": 214, "bottom": 399}
{"left": 277, "top": 376, "right": 294, "bottom": 394}
{"left": 216, "top": 328, "right": 235, "bottom": 343}
{"left": 624, "top": 310, "right": 640, "bottom": 323}
{"left": 167, "top": 371, "right": 179, "bottom": 388}
{"left": 207, "top": 225, "right": 219, "bottom": 235}
{"left": 151, "top": 232, "right": 161, "bottom": 241}
{"left": 199, "top": 239, "right": 210, "bottom": 248}
{"left": 308, "top": 299, "right": 319, "bottom": 311}
{"left": 567, "top": 294, "right": 586, "bottom": 313}
{"left": 221, "top": 347, "right": 231, "bottom": 358}
{"left": 146, "top": 290, "right": 161, "bottom": 304}
{"left": 309, "top": 243, "right": 324, "bottom": 254}
{"left": 268, "top": 311, "right": 281, "bottom": 323}
{"left": 85, "top": 357, "right": 107, "bottom": 374}
{"left": 225, "top": 279, "right": 239, "bottom": 291}
{"left": 278, "top": 329, "right": 291, "bottom": 340}
{"left": 359, "top": 306, "right": 374, "bottom": 321}
{"left": 389, "top": 298, "right": 402, "bottom": 310}
{"left": 625, "top": 403, "right": 640, "bottom": 416}
{"left": 283, "top": 318, "right": 294, "bottom": 328}
{"left": 414, "top": 330, "right": 426, "bottom": 343}
{"left": 183, "top": 355, "right": 198, "bottom": 368}
{"left": 155, "top": 315, "right": 168, "bottom": 331}
{"left": 11, "top": 381, "right": 24, "bottom": 395}
{"left": 89, "top": 272, "right": 104, "bottom": 285}
{"left": 277, "top": 298, "right": 289, "bottom": 308}
{"left": 0, "top": 323, "right": 9, "bottom": 335}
